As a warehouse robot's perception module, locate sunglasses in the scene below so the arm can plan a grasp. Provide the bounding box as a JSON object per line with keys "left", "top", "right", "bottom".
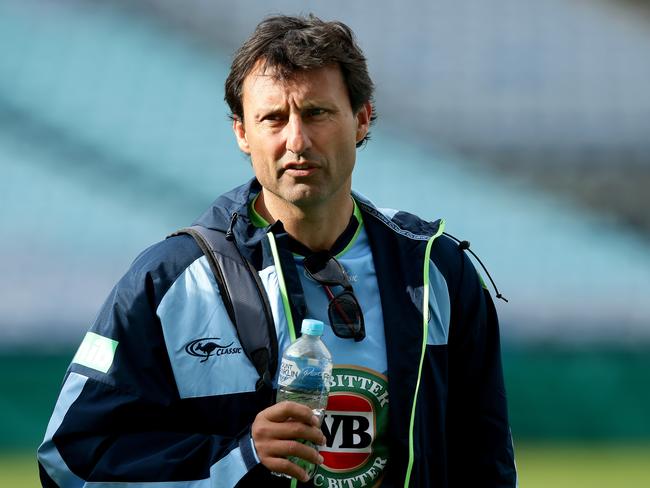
{"left": 302, "top": 251, "right": 365, "bottom": 342}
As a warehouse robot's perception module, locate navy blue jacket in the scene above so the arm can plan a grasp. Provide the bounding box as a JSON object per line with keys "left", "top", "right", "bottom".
{"left": 38, "top": 179, "right": 516, "bottom": 487}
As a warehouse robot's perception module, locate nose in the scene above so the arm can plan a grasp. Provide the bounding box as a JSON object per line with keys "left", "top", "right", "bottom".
{"left": 285, "top": 114, "right": 312, "bottom": 156}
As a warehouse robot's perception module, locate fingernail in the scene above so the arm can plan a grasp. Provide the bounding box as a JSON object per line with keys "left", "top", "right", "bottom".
{"left": 302, "top": 473, "right": 310, "bottom": 482}
{"left": 318, "top": 455, "right": 324, "bottom": 464}
{"left": 311, "top": 415, "right": 320, "bottom": 426}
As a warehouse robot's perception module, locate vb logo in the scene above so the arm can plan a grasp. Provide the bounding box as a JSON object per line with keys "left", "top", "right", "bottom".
{"left": 320, "top": 394, "right": 374, "bottom": 470}
{"left": 322, "top": 413, "right": 373, "bottom": 450}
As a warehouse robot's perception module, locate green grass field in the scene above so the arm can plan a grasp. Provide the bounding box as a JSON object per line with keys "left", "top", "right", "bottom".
{"left": 515, "top": 443, "right": 650, "bottom": 487}
{"left": 3, "top": 444, "right": 649, "bottom": 487}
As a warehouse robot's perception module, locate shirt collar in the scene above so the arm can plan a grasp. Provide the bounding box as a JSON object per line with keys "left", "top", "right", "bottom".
{"left": 248, "top": 193, "right": 364, "bottom": 257}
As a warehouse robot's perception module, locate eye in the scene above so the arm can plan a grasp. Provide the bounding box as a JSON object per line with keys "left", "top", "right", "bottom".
{"left": 306, "top": 108, "right": 328, "bottom": 118}
{"left": 259, "top": 111, "right": 288, "bottom": 124}
{"left": 263, "top": 114, "right": 285, "bottom": 122}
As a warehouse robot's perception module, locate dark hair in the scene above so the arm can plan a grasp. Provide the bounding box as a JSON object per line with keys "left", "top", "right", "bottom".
{"left": 225, "top": 14, "right": 376, "bottom": 147}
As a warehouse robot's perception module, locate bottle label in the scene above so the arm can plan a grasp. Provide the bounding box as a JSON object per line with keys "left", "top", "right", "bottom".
{"left": 278, "top": 358, "right": 331, "bottom": 389}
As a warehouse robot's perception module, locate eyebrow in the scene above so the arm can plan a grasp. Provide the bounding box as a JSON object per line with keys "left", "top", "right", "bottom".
{"left": 253, "top": 106, "right": 287, "bottom": 121}
{"left": 254, "top": 100, "right": 336, "bottom": 120}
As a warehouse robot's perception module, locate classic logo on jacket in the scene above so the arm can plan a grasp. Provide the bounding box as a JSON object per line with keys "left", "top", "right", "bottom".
{"left": 315, "top": 365, "right": 389, "bottom": 488}
{"left": 184, "top": 337, "right": 242, "bottom": 363}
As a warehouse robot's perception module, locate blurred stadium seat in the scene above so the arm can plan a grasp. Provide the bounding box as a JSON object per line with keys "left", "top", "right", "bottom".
{"left": 1, "top": 0, "right": 649, "bottom": 457}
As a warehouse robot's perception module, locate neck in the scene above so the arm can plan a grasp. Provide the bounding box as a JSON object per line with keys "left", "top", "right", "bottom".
{"left": 255, "top": 190, "right": 354, "bottom": 252}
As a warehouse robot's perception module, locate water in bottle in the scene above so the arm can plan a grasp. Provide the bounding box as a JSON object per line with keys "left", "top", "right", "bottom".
{"left": 276, "top": 319, "right": 333, "bottom": 480}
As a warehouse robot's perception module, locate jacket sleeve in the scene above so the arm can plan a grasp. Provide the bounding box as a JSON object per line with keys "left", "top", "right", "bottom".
{"left": 446, "top": 250, "right": 517, "bottom": 487}
{"left": 37, "top": 240, "right": 262, "bottom": 487}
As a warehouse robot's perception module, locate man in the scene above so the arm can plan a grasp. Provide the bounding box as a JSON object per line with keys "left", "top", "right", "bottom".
{"left": 38, "top": 14, "right": 516, "bottom": 487}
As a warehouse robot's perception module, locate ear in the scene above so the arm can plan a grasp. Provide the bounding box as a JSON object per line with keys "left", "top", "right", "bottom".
{"left": 355, "top": 102, "right": 373, "bottom": 144}
{"left": 233, "top": 117, "right": 250, "bottom": 154}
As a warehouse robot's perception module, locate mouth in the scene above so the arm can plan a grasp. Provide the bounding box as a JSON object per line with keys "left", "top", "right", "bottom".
{"left": 282, "top": 161, "right": 320, "bottom": 177}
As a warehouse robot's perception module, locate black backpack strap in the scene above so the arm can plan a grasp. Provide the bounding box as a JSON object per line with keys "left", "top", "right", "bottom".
{"left": 169, "top": 225, "right": 277, "bottom": 394}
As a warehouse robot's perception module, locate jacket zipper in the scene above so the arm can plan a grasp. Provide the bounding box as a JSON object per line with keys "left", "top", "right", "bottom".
{"left": 403, "top": 221, "right": 445, "bottom": 487}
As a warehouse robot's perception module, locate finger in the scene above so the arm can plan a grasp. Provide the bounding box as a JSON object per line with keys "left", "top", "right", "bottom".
{"left": 265, "top": 439, "right": 324, "bottom": 466}
{"left": 264, "top": 457, "right": 310, "bottom": 483}
{"left": 255, "top": 419, "right": 326, "bottom": 445}
{"left": 264, "top": 401, "right": 318, "bottom": 424}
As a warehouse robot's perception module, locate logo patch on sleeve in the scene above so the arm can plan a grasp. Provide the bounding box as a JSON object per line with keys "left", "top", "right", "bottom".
{"left": 72, "top": 332, "right": 118, "bottom": 373}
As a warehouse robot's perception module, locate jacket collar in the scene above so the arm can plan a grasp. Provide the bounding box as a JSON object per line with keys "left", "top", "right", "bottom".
{"left": 191, "top": 179, "right": 270, "bottom": 262}
{"left": 192, "top": 179, "right": 257, "bottom": 231}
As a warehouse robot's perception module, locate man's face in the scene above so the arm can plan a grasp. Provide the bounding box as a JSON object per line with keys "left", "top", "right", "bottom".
{"left": 233, "top": 63, "right": 372, "bottom": 211}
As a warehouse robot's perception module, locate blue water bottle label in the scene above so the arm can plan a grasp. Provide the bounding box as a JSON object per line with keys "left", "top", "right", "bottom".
{"left": 279, "top": 357, "right": 331, "bottom": 390}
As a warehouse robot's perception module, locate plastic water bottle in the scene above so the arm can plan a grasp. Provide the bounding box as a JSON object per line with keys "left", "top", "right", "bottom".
{"left": 275, "top": 319, "right": 333, "bottom": 480}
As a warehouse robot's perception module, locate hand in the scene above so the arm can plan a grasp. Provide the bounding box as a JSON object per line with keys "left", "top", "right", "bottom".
{"left": 251, "top": 401, "right": 326, "bottom": 482}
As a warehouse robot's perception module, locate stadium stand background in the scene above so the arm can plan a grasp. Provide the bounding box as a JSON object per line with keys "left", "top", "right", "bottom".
{"left": 1, "top": 0, "right": 649, "bottom": 476}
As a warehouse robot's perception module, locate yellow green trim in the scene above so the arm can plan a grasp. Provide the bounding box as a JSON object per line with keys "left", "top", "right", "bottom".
{"left": 268, "top": 230, "right": 298, "bottom": 486}
{"left": 478, "top": 272, "right": 488, "bottom": 290}
{"left": 404, "top": 219, "right": 445, "bottom": 487}
{"left": 335, "top": 198, "right": 364, "bottom": 258}
{"left": 249, "top": 193, "right": 271, "bottom": 228}
{"left": 267, "top": 232, "right": 297, "bottom": 342}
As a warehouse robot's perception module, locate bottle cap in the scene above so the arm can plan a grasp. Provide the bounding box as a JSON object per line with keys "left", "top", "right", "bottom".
{"left": 301, "top": 319, "right": 324, "bottom": 336}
